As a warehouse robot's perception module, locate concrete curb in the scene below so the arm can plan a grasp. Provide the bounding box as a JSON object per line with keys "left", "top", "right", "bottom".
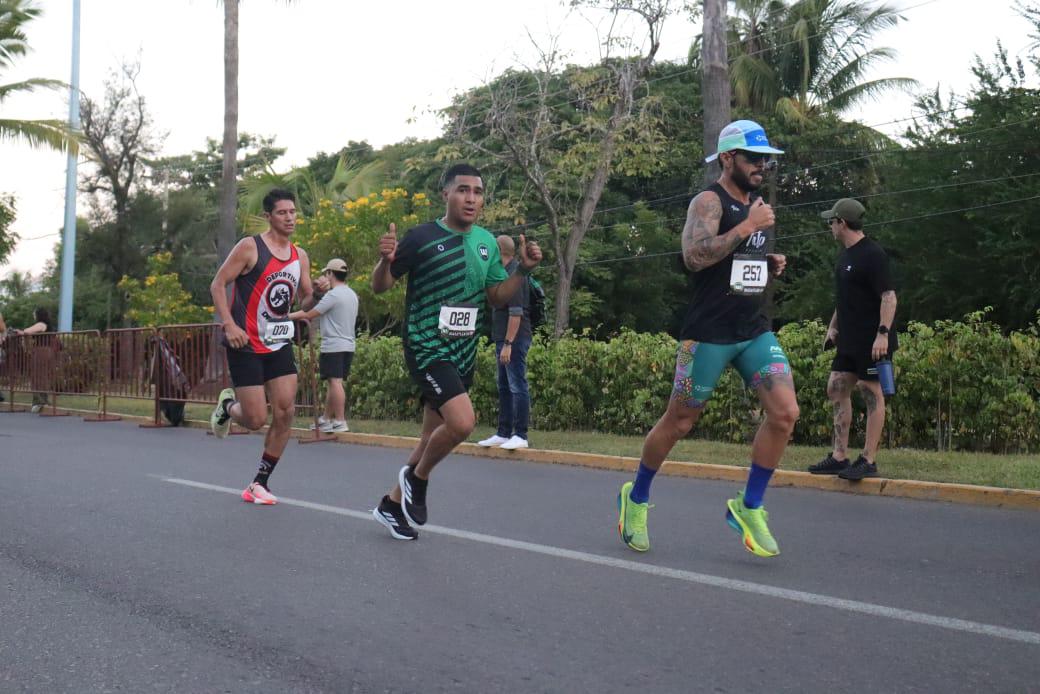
{"left": 23, "top": 406, "right": 1040, "bottom": 512}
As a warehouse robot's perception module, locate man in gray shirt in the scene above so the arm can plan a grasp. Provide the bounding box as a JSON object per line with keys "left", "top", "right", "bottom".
{"left": 290, "top": 258, "right": 358, "bottom": 432}
{"left": 478, "top": 235, "right": 533, "bottom": 450}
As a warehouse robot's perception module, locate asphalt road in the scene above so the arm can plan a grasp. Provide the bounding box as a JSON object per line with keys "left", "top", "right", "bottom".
{"left": 1, "top": 414, "right": 1038, "bottom": 693}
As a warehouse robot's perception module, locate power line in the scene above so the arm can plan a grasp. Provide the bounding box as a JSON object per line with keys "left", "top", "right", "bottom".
{"left": 777, "top": 193, "right": 1040, "bottom": 241}
{"left": 556, "top": 169, "right": 1040, "bottom": 240}
{"left": 18, "top": 232, "right": 61, "bottom": 242}
{"left": 799, "top": 116, "right": 1039, "bottom": 173}
{"left": 573, "top": 193, "right": 1040, "bottom": 267}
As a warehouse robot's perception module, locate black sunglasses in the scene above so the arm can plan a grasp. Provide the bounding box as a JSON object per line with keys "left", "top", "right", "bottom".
{"left": 733, "top": 150, "right": 773, "bottom": 164}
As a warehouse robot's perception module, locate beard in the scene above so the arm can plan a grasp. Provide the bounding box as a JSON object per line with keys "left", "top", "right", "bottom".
{"left": 730, "top": 166, "right": 764, "bottom": 193}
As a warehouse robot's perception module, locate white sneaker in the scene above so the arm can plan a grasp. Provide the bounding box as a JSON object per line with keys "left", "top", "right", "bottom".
{"left": 309, "top": 416, "right": 329, "bottom": 431}
{"left": 477, "top": 434, "right": 510, "bottom": 447}
{"left": 320, "top": 420, "right": 349, "bottom": 433}
{"left": 30, "top": 404, "right": 42, "bottom": 414}
{"left": 500, "top": 435, "right": 529, "bottom": 450}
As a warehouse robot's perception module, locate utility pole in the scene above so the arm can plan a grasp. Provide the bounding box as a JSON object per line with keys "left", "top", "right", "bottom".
{"left": 701, "top": 0, "right": 731, "bottom": 189}
{"left": 57, "top": 0, "right": 81, "bottom": 332}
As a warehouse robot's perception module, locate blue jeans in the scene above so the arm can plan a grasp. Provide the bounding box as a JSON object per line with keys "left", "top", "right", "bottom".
{"left": 495, "top": 336, "right": 530, "bottom": 439}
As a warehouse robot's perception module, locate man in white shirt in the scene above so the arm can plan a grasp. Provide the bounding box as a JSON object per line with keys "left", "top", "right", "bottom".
{"left": 289, "top": 258, "right": 358, "bottom": 432}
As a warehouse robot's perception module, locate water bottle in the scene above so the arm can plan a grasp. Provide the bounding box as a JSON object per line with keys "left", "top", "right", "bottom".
{"left": 876, "top": 359, "right": 896, "bottom": 396}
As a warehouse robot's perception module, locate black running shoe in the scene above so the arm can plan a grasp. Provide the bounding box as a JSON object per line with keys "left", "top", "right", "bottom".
{"left": 838, "top": 455, "right": 878, "bottom": 481}
{"left": 808, "top": 453, "right": 849, "bottom": 475}
{"left": 372, "top": 495, "right": 418, "bottom": 540}
{"left": 398, "top": 465, "right": 428, "bottom": 526}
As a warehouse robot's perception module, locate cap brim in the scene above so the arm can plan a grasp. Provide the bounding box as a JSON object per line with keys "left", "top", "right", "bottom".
{"left": 820, "top": 208, "right": 838, "bottom": 220}
{"left": 705, "top": 145, "right": 784, "bottom": 163}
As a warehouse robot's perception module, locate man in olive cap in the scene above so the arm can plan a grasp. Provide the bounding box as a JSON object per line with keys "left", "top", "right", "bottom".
{"left": 809, "top": 198, "right": 898, "bottom": 480}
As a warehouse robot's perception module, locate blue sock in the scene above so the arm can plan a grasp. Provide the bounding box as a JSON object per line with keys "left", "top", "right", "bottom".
{"left": 629, "top": 462, "right": 657, "bottom": 504}
{"left": 742, "top": 462, "right": 774, "bottom": 509}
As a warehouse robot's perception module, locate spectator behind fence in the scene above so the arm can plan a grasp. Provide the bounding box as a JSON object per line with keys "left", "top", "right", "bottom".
{"left": 15, "top": 307, "right": 55, "bottom": 413}
{"left": 478, "top": 234, "right": 533, "bottom": 451}
{"left": 289, "top": 258, "right": 358, "bottom": 433}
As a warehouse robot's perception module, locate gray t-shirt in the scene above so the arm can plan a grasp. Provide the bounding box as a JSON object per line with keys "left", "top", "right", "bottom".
{"left": 314, "top": 284, "right": 358, "bottom": 353}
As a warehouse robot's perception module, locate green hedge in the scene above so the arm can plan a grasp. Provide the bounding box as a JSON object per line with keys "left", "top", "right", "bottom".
{"left": 340, "top": 311, "right": 1040, "bottom": 453}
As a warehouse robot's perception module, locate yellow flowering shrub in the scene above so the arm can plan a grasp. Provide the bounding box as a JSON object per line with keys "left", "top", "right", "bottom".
{"left": 292, "top": 188, "right": 431, "bottom": 330}
{"left": 118, "top": 252, "right": 212, "bottom": 327}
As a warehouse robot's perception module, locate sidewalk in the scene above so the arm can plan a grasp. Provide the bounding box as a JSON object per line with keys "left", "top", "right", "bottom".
{"left": 26, "top": 404, "right": 1040, "bottom": 512}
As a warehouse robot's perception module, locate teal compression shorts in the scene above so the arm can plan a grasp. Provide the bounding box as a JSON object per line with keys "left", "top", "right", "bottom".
{"left": 671, "top": 332, "right": 791, "bottom": 409}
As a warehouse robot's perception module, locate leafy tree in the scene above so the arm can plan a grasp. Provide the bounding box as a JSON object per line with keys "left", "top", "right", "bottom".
{"left": 0, "top": 193, "right": 16, "bottom": 264}
{"left": 875, "top": 37, "right": 1040, "bottom": 328}
{"left": 447, "top": 0, "right": 675, "bottom": 336}
{"left": 117, "top": 251, "right": 211, "bottom": 327}
{"left": 79, "top": 63, "right": 160, "bottom": 292}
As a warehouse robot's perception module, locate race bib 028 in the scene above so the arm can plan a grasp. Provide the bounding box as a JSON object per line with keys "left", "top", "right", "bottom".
{"left": 438, "top": 304, "right": 478, "bottom": 339}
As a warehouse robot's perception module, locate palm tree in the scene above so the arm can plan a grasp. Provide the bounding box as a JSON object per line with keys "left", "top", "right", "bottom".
{"left": 0, "top": 0, "right": 76, "bottom": 152}
{"left": 728, "top": 0, "right": 917, "bottom": 124}
{"left": 217, "top": 0, "right": 294, "bottom": 266}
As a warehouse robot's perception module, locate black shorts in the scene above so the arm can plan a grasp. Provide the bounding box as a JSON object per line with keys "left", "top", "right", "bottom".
{"left": 831, "top": 352, "right": 883, "bottom": 381}
{"left": 406, "top": 354, "right": 474, "bottom": 411}
{"left": 319, "top": 351, "right": 354, "bottom": 380}
{"left": 226, "top": 346, "right": 297, "bottom": 388}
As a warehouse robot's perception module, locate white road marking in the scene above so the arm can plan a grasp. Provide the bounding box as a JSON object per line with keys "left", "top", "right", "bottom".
{"left": 160, "top": 476, "right": 1040, "bottom": 646}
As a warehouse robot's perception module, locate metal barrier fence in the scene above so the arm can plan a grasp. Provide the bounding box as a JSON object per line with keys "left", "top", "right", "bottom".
{"left": 1, "top": 322, "right": 330, "bottom": 440}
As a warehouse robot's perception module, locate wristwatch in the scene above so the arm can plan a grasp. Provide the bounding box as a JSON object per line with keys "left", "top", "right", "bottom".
{"left": 877, "top": 325, "right": 889, "bottom": 335}
{"left": 504, "top": 340, "right": 513, "bottom": 346}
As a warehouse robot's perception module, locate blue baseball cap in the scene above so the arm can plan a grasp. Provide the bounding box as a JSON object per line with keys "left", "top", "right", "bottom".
{"left": 705, "top": 120, "right": 785, "bottom": 163}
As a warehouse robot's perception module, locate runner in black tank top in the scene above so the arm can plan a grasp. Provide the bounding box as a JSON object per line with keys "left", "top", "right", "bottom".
{"left": 680, "top": 182, "right": 772, "bottom": 344}
{"left": 617, "top": 120, "right": 798, "bottom": 559}
{"left": 208, "top": 189, "right": 314, "bottom": 506}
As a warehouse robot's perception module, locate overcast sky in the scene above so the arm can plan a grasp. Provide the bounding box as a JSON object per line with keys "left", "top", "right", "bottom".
{"left": 0, "top": 0, "right": 1032, "bottom": 277}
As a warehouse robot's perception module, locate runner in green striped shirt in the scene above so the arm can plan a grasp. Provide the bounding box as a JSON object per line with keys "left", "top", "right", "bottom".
{"left": 369, "top": 163, "right": 543, "bottom": 540}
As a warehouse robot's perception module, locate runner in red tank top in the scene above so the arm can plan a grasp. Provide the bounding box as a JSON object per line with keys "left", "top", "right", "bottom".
{"left": 208, "top": 188, "right": 314, "bottom": 505}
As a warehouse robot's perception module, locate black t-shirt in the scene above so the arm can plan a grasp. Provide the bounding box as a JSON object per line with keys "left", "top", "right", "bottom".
{"left": 835, "top": 236, "right": 898, "bottom": 355}
{"left": 679, "top": 183, "right": 773, "bottom": 343}
{"left": 491, "top": 259, "right": 531, "bottom": 342}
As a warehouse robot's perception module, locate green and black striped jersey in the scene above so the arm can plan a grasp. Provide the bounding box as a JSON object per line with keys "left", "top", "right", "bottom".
{"left": 390, "top": 219, "right": 509, "bottom": 371}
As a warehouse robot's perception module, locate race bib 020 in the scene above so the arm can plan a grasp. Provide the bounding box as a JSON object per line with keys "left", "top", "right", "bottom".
{"left": 438, "top": 304, "right": 478, "bottom": 339}
{"left": 729, "top": 254, "right": 768, "bottom": 295}
{"left": 263, "top": 319, "right": 295, "bottom": 345}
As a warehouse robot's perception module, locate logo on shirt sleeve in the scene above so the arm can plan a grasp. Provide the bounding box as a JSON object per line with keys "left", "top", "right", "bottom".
{"left": 478, "top": 244, "right": 489, "bottom": 261}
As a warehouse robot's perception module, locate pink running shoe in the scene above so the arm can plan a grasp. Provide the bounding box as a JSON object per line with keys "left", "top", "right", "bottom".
{"left": 241, "top": 483, "right": 278, "bottom": 505}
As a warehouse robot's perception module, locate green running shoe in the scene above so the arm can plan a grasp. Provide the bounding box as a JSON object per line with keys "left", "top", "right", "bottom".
{"left": 617, "top": 481, "right": 650, "bottom": 552}
{"left": 725, "top": 491, "right": 779, "bottom": 557}
{"left": 210, "top": 387, "right": 235, "bottom": 439}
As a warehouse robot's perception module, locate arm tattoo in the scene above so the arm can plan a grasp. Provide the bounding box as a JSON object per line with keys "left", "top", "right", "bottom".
{"left": 681, "top": 193, "right": 743, "bottom": 271}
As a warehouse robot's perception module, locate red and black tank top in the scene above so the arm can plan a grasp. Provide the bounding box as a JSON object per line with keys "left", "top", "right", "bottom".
{"left": 228, "top": 235, "right": 301, "bottom": 353}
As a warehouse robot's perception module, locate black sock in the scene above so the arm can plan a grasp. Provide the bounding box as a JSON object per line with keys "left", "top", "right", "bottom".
{"left": 254, "top": 451, "right": 279, "bottom": 488}
{"left": 219, "top": 398, "right": 236, "bottom": 422}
